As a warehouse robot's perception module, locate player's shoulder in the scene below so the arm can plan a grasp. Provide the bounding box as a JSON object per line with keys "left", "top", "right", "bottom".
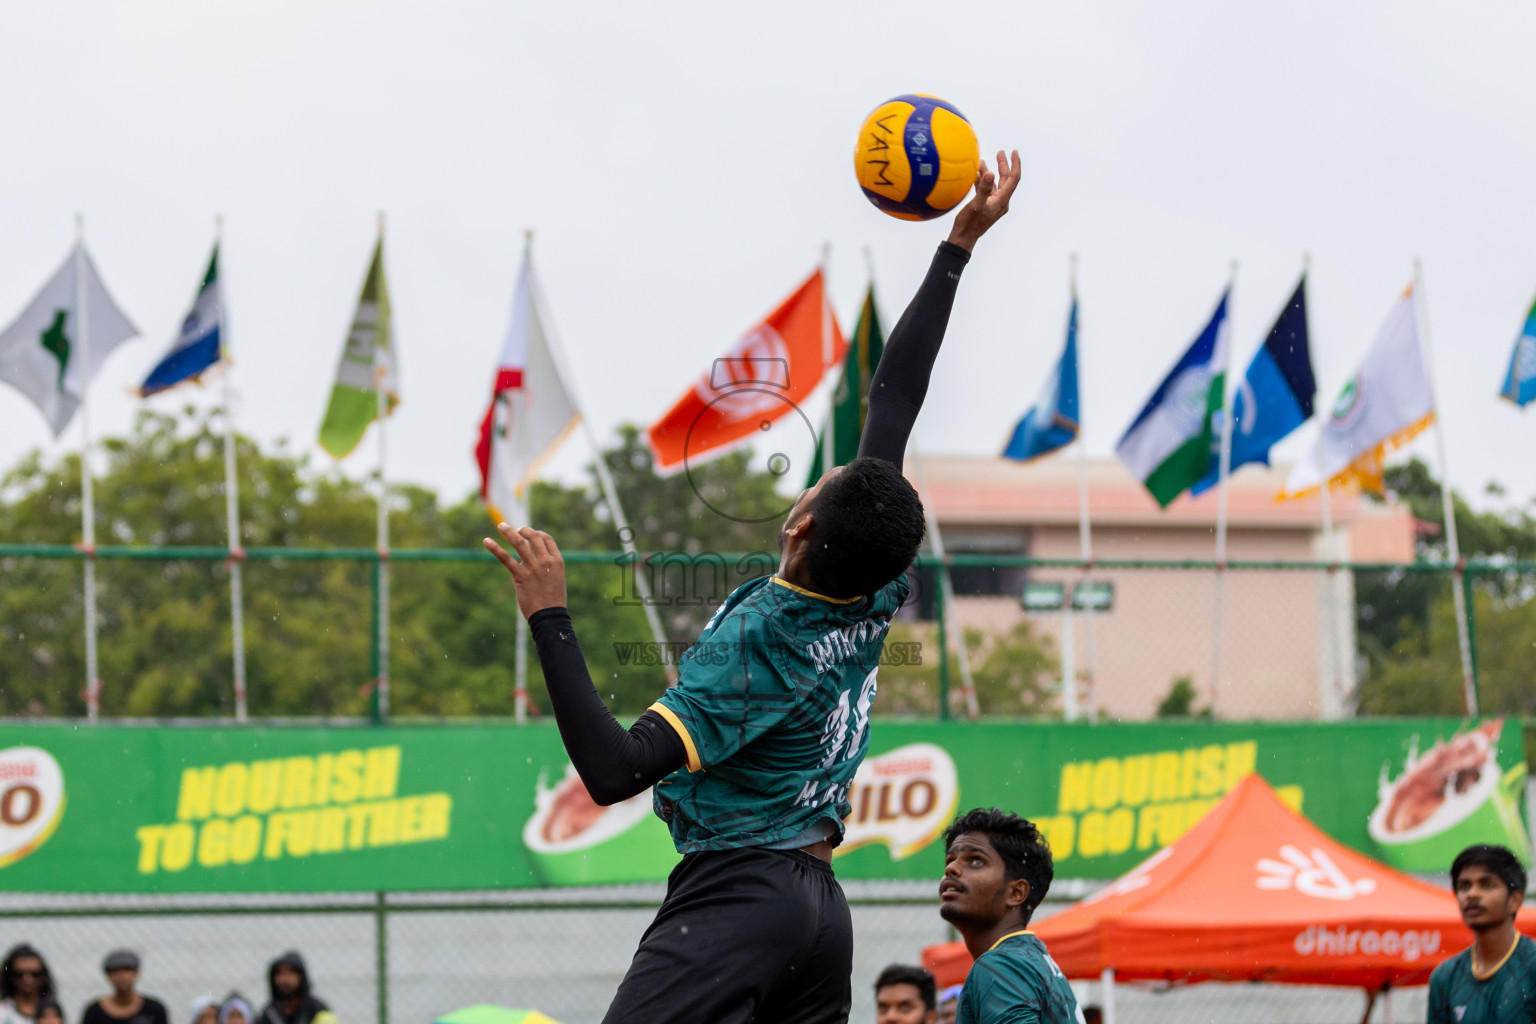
{"left": 1430, "top": 945, "right": 1471, "bottom": 985}
{"left": 975, "top": 932, "right": 1054, "bottom": 985}
{"left": 963, "top": 935, "right": 1058, "bottom": 1022}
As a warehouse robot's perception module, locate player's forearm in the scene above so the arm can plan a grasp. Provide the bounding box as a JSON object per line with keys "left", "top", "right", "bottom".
{"left": 527, "top": 607, "right": 686, "bottom": 805}
{"left": 856, "top": 241, "right": 971, "bottom": 468}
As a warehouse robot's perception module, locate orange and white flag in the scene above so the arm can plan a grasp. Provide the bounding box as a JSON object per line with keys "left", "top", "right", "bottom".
{"left": 647, "top": 268, "right": 846, "bottom": 474}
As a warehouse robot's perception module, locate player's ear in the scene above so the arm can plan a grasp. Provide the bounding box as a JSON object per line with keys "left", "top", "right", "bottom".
{"left": 1006, "top": 877, "right": 1030, "bottom": 911}
{"left": 785, "top": 510, "right": 814, "bottom": 538}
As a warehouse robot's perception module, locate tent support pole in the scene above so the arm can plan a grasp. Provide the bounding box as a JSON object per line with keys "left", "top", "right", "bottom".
{"left": 1358, "top": 988, "right": 1377, "bottom": 1024}
{"left": 1100, "top": 968, "right": 1115, "bottom": 1024}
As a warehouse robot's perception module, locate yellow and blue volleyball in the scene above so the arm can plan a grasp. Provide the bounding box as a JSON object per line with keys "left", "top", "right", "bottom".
{"left": 853, "top": 94, "right": 980, "bottom": 221}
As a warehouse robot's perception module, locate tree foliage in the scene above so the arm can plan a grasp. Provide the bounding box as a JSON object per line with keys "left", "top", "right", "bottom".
{"left": 0, "top": 410, "right": 782, "bottom": 718}
{"left": 876, "top": 622, "right": 1060, "bottom": 718}
{"left": 1354, "top": 459, "right": 1536, "bottom": 715}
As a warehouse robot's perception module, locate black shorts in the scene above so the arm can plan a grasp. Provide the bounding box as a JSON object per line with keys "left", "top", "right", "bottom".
{"left": 602, "top": 845, "right": 854, "bottom": 1024}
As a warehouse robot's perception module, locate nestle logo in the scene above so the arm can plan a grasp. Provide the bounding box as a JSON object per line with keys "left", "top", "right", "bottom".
{"left": 874, "top": 759, "right": 933, "bottom": 778}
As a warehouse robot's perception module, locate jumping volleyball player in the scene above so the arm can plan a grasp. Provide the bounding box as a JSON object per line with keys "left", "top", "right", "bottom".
{"left": 484, "top": 149, "right": 1020, "bottom": 1024}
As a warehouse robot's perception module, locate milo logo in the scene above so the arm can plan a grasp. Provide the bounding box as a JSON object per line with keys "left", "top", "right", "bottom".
{"left": 0, "top": 746, "right": 65, "bottom": 868}
{"left": 837, "top": 743, "right": 958, "bottom": 861}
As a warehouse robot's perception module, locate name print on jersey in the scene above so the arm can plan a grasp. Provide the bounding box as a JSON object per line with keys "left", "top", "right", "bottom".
{"left": 806, "top": 617, "right": 891, "bottom": 674}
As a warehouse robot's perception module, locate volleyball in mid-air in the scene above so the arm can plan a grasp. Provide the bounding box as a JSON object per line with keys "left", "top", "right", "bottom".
{"left": 854, "top": 94, "right": 980, "bottom": 221}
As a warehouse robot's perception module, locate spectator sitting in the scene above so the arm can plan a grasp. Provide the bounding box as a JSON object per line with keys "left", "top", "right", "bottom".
{"left": 259, "top": 953, "right": 335, "bottom": 1024}
{"left": 34, "top": 1001, "right": 62, "bottom": 1024}
{"left": 0, "top": 944, "right": 56, "bottom": 1024}
{"left": 219, "top": 996, "right": 253, "bottom": 1024}
{"left": 82, "top": 951, "right": 166, "bottom": 1024}
{"left": 188, "top": 998, "right": 219, "bottom": 1024}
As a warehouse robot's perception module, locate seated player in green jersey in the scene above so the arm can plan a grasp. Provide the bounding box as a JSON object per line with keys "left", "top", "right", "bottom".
{"left": 1428, "top": 844, "right": 1536, "bottom": 1024}
{"left": 483, "top": 151, "right": 1020, "bottom": 1024}
{"left": 939, "top": 808, "right": 1084, "bottom": 1024}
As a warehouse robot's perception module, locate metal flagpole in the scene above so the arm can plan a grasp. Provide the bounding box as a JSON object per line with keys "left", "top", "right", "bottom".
{"left": 523, "top": 234, "right": 675, "bottom": 685}
{"left": 512, "top": 476, "right": 529, "bottom": 723}
{"left": 1301, "top": 256, "right": 1346, "bottom": 719}
{"left": 1414, "top": 259, "right": 1477, "bottom": 715}
{"left": 913, "top": 448, "right": 978, "bottom": 719}
{"left": 1071, "top": 255, "right": 1097, "bottom": 723}
{"left": 1316, "top": 432, "right": 1347, "bottom": 719}
{"left": 1209, "top": 262, "right": 1238, "bottom": 718}
{"left": 1076, "top": 439, "right": 1096, "bottom": 723}
{"left": 821, "top": 243, "right": 836, "bottom": 476}
{"left": 374, "top": 213, "right": 391, "bottom": 721}
{"left": 215, "top": 216, "right": 249, "bottom": 722}
{"left": 75, "top": 215, "right": 101, "bottom": 723}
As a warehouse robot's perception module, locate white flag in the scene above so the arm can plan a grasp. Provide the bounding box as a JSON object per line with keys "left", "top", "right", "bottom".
{"left": 475, "top": 252, "right": 581, "bottom": 521}
{"left": 0, "top": 246, "right": 138, "bottom": 436}
{"left": 1284, "top": 286, "right": 1433, "bottom": 496}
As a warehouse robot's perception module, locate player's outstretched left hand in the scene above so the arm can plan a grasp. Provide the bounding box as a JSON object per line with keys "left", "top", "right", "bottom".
{"left": 483, "top": 523, "right": 569, "bottom": 621}
{"left": 947, "top": 149, "right": 1021, "bottom": 253}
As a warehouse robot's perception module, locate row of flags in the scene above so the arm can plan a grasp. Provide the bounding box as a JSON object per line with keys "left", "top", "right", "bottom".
{"left": 1003, "top": 268, "right": 1513, "bottom": 509}
{"left": 2, "top": 234, "right": 1536, "bottom": 516}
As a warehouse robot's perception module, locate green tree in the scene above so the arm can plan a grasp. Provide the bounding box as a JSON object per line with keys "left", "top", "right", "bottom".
{"left": 876, "top": 622, "right": 1060, "bottom": 718}
{"left": 0, "top": 409, "right": 799, "bottom": 719}
{"left": 1354, "top": 458, "right": 1536, "bottom": 715}
{"left": 1155, "top": 675, "right": 1210, "bottom": 719}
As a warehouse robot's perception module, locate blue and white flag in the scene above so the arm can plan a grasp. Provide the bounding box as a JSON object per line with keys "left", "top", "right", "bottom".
{"left": 1003, "top": 295, "right": 1079, "bottom": 461}
{"left": 1193, "top": 275, "right": 1314, "bottom": 494}
{"left": 1499, "top": 292, "right": 1536, "bottom": 407}
{"left": 138, "top": 245, "right": 223, "bottom": 396}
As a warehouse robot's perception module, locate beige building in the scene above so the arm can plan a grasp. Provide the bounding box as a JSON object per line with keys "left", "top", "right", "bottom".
{"left": 908, "top": 455, "right": 1417, "bottom": 721}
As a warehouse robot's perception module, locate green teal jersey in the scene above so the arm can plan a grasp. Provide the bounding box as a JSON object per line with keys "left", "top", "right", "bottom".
{"left": 649, "top": 573, "right": 909, "bottom": 852}
{"left": 1428, "top": 934, "right": 1536, "bottom": 1024}
{"left": 957, "top": 932, "right": 1084, "bottom": 1024}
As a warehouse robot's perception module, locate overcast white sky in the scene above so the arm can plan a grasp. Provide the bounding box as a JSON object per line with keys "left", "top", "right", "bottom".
{"left": 2, "top": 1, "right": 1533, "bottom": 516}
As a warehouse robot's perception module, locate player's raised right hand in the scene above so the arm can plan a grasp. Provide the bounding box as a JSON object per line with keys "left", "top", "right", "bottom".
{"left": 483, "top": 523, "right": 569, "bottom": 621}
{"left": 947, "top": 148, "right": 1021, "bottom": 253}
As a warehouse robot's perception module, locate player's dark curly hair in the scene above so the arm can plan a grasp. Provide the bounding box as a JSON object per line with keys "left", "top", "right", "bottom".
{"left": 873, "top": 964, "right": 936, "bottom": 1010}
{"left": 1451, "top": 843, "right": 1527, "bottom": 895}
{"left": 944, "top": 807, "right": 1054, "bottom": 923}
{"left": 806, "top": 457, "right": 925, "bottom": 599}
{"left": 0, "top": 943, "right": 55, "bottom": 999}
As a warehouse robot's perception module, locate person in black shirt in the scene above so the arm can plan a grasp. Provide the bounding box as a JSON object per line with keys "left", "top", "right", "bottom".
{"left": 259, "top": 953, "right": 335, "bottom": 1024}
{"left": 80, "top": 951, "right": 166, "bottom": 1024}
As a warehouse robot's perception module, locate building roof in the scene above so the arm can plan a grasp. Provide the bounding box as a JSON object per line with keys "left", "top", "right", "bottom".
{"left": 908, "top": 454, "right": 1416, "bottom": 561}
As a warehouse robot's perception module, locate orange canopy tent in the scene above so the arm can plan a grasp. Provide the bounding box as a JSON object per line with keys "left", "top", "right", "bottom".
{"left": 924, "top": 774, "right": 1536, "bottom": 993}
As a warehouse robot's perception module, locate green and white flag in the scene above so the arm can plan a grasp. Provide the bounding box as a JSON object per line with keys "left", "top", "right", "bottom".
{"left": 0, "top": 246, "right": 138, "bottom": 437}
{"left": 319, "top": 235, "right": 398, "bottom": 458}
{"left": 805, "top": 283, "right": 885, "bottom": 485}
{"left": 1116, "top": 287, "right": 1230, "bottom": 507}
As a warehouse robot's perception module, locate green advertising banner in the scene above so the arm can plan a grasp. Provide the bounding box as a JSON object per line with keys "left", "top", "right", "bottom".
{"left": 0, "top": 718, "right": 1523, "bottom": 892}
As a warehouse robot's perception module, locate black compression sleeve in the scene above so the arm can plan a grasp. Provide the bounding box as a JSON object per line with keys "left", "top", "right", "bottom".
{"left": 857, "top": 240, "right": 972, "bottom": 469}
{"left": 527, "top": 607, "right": 687, "bottom": 805}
